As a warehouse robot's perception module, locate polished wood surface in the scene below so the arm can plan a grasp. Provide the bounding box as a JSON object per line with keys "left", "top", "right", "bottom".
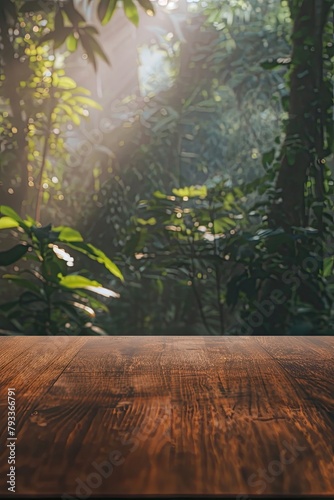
{"left": 0, "top": 336, "right": 333, "bottom": 497}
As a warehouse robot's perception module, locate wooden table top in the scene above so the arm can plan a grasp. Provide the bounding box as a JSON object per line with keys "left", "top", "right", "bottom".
{"left": 0, "top": 336, "right": 333, "bottom": 498}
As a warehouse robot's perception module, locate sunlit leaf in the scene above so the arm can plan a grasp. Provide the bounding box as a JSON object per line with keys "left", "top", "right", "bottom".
{"left": 58, "top": 274, "right": 101, "bottom": 289}
{"left": 0, "top": 217, "right": 19, "bottom": 230}
{"left": 0, "top": 206, "right": 24, "bottom": 223}
{"left": 54, "top": 226, "right": 84, "bottom": 242}
{"left": 58, "top": 274, "right": 120, "bottom": 297}
{"left": 123, "top": 0, "right": 139, "bottom": 26}
{"left": 85, "top": 286, "right": 120, "bottom": 298}
{"left": 63, "top": 241, "right": 124, "bottom": 281}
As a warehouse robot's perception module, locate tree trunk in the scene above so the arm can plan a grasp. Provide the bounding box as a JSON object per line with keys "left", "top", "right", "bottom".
{"left": 270, "top": 0, "right": 332, "bottom": 229}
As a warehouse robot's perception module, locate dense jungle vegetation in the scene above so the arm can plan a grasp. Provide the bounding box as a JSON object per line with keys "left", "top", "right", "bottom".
{"left": 0, "top": 0, "right": 333, "bottom": 335}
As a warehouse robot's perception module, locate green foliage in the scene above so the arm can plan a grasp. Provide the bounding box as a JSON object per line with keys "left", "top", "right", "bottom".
{"left": 225, "top": 224, "right": 334, "bottom": 335}
{"left": 0, "top": 206, "right": 123, "bottom": 335}
{"left": 78, "top": 0, "right": 293, "bottom": 335}
{"left": 92, "top": 178, "right": 247, "bottom": 335}
{"left": 16, "top": 0, "right": 154, "bottom": 65}
{"left": 1, "top": 0, "right": 333, "bottom": 336}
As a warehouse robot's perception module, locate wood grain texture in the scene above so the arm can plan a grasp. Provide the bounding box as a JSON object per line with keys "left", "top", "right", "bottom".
{"left": 0, "top": 336, "right": 333, "bottom": 497}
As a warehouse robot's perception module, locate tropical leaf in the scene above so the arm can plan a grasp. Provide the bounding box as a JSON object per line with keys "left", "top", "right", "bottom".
{"left": 0, "top": 245, "right": 30, "bottom": 266}
{"left": 123, "top": 0, "right": 139, "bottom": 26}
{"left": 0, "top": 217, "right": 19, "bottom": 230}
{"left": 64, "top": 241, "right": 124, "bottom": 281}
{"left": 58, "top": 274, "right": 120, "bottom": 297}
{"left": 54, "top": 226, "right": 84, "bottom": 242}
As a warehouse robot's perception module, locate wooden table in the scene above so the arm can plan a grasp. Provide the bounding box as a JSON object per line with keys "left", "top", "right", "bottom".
{"left": 0, "top": 336, "right": 333, "bottom": 498}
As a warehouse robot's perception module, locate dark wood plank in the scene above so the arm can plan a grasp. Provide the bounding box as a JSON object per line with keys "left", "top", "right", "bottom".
{"left": 0, "top": 337, "right": 333, "bottom": 497}
{"left": 0, "top": 336, "right": 41, "bottom": 372}
{"left": 257, "top": 335, "right": 334, "bottom": 359}
{"left": 257, "top": 336, "right": 334, "bottom": 424}
{"left": 0, "top": 336, "right": 88, "bottom": 485}
{"left": 301, "top": 335, "right": 334, "bottom": 354}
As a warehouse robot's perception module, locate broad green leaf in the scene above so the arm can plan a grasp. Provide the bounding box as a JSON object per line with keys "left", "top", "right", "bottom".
{"left": 0, "top": 217, "right": 19, "bottom": 230}
{"left": 0, "top": 245, "right": 30, "bottom": 266}
{"left": 65, "top": 242, "right": 124, "bottom": 281}
{"left": 123, "top": 0, "right": 139, "bottom": 26}
{"left": 0, "top": 206, "right": 23, "bottom": 223}
{"left": 54, "top": 226, "right": 84, "bottom": 242}
{"left": 59, "top": 274, "right": 102, "bottom": 289}
{"left": 58, "top": 274, "right": 120, "bottom": 297}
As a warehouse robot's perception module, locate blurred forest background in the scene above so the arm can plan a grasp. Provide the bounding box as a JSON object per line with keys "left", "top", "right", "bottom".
{"left": 0, "top": 0, "right": 333, "bottom": 336}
